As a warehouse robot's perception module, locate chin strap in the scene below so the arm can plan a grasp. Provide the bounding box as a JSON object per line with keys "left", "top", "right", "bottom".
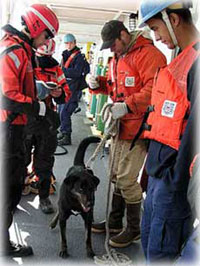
{"left": 161, "top": 10, "right": 178, "bottom": 47}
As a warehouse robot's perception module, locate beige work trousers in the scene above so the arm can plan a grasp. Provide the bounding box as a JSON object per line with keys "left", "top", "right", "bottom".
{"left": 109, "top": 138, "right": 147, "bottom": 204}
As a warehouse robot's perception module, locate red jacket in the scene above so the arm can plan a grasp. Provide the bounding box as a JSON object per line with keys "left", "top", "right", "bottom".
{"left": 0, "top": 27, "right": 35, "bottom": 125}
{"left": 91, "top": 35, "right": 166, "bottom": 139}
{"left": 144, "top": 41, "right": 200, "bottom": 150}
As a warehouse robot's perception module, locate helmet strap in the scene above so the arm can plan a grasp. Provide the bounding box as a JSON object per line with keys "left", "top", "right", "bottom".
{"left": 161, "top": 10, "right": 178, "bottom": 47}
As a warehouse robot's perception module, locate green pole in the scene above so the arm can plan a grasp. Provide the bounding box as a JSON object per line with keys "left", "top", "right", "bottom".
{"left": 96, "top": 94, "right": 108, "bottom": 132}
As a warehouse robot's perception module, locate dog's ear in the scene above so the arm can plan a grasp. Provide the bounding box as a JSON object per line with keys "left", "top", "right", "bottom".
{"left": 64, "top": 166, "right": 78, "bottom": 190}
{"left": 91, "top": 175, "right": 100, "bottom": 189}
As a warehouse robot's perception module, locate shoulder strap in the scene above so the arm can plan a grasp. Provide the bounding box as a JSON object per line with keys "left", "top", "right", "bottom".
{"left": 64, "top": 50, "right": 80, "bottom": 69}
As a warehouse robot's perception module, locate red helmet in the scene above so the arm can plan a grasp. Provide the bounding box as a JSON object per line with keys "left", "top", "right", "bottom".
{"left": 22, "top": 4, "right": 59, "bottom": 38}
{"left": 36, "top": 39, "right": 56, "bottom": 56}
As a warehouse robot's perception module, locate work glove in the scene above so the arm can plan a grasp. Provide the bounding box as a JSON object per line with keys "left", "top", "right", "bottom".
{"left": 111, "top": 102, "right": 128, "bottom": 120}
{"left": 88, "top": 75, "right": 99, "bottom": 90}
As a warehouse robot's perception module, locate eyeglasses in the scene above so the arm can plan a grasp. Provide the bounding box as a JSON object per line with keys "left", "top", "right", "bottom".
{"left": 45, "top": 32, "right": 51, "bottom": 40}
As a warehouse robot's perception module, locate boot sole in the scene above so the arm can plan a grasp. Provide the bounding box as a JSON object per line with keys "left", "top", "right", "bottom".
{"left": 91, "top": 228, "right": 123, "bottom": 234}
{"left": 109, "top": 235, "right": 141, "bottom": 248}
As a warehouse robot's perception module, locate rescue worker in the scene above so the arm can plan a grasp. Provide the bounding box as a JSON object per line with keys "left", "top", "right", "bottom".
{"left": 138, "top": 0, "right": 200, "bottom": 262}
{"left": 88, "top": 20, "right": 166, "bottom": 248}
{"left": 24, "top": 39, "right": 71, "bottom": 214}
{"left": 0, "top": 4, "right": 59, "bottom": 256}
{"left": 58, "top": 33, "right": 90, "bottom": 145}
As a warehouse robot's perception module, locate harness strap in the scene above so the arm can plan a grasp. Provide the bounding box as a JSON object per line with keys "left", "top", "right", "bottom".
{"left": 130, "top": 105, "right": 154, "bottom": 150}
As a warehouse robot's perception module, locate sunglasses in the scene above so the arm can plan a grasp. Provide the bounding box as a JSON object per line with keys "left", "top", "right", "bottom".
{"left": 45, "top": 32, "right": 51, "bottom": 40}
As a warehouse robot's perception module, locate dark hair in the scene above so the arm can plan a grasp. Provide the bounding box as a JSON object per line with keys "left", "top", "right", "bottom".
{"left": 152, "top": 8, "right": 193, "bottom": 24}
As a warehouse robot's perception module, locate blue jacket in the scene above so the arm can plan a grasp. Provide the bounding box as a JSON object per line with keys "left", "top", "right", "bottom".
{"left": 62, "top": 47, "right": 87, "bottom": 102}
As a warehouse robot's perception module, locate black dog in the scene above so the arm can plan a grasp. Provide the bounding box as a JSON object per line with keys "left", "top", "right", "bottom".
{"left": 50, "top": 136, "right": 100, "bottom": 258}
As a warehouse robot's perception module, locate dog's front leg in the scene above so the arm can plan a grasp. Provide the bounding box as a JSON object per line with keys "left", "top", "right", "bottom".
{"left": 82, "top": 212, "right": 95, "bottom": 258}
{"left": 59, "top": 219, "right": 69, "bottom": 258}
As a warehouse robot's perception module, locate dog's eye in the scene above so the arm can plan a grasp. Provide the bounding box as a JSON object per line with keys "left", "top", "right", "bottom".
{"left": 79, "top": 188, "right": 84, "bottom": 193}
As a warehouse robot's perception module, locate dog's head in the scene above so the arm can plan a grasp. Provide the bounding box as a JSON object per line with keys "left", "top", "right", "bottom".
{"left": 64, "top": 166, "right": 100, "bottom": 212}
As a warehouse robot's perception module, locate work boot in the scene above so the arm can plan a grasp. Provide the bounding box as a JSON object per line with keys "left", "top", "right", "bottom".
{"left": 109, "top": 202, "right": 141, "bottom": 248}
{"left": 57, "top": 131, "right": 65, "bottom": 140}
{"left": 58, "top": 133, "right": 71, "bottom": 145}
{"left": 39, "top": 197, "right": 54, "bottom": 214}
{"left": 92, "top": 192, "right": 125, "bottom": 233}
{"left": 5, "top": 241, "right": 33, "bottom": 257}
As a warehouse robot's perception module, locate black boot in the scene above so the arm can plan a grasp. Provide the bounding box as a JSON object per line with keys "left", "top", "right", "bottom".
{"left": 39, "top": 197, "right": 54, "bottom": 214}
{"left": 5, "top": 241, "right": 33, "bottom": 257}
{"left": 92, "top": 190, "right": 125, "bottom": 233}
{"left": 109, "top": 202, "right": 141, "bottom": 248}
{"left": 58, "top": 133, "right": 71, "bottom": 145}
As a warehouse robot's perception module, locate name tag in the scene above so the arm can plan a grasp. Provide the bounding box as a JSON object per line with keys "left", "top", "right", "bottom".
{"left": 161, "top": 100, "right": 177, "bottom": 118}
{"left": 125, "top": 76, "right": 135, "bottom": 87}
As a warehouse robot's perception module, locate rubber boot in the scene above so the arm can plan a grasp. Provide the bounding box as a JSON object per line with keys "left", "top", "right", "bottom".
{"left": 58, "top": 133, "right": 71, "bottom": 145}
{"left": 109, "top": 202, "right": 141, "bottom": 248}
{"left": 92, "top": 191, "right": 125, "bottom": 233}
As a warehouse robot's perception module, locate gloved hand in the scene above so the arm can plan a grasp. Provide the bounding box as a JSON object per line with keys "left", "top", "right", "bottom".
{"left": 111, "top": 102, "right": 128, "bottom": 120}
{"left": 88, "top": 75, "right": 99, "bottom": 90}
{"left": 45, "top": 108, "right": 60, "bottom": 131}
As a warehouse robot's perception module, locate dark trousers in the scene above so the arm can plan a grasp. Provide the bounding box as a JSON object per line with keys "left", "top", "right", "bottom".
{"left": 25, "top": 130, "right": 57, "bottom": 199}
{"left": 58, "top": 100, "right": 78, "bottom": 133}
{"left": 141, "top": 176, "right": 193, "bottom": 263}
{"left": 0, "top": 124, "right": 25, "bottom": 248}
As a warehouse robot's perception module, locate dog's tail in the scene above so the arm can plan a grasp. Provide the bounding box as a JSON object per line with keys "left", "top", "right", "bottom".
{"left": 73, "top": 136, "right": 101, "bottom": 166}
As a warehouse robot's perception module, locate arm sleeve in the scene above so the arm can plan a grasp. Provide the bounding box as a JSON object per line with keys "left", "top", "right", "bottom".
{"left": 89, "top": 76, "right": 109, "bottom": 95}
{"left": 0, "top": 49, "right": 33, "bottom": 104}
{"left": 125, "top": 46, "right": 166, "bottom": 114}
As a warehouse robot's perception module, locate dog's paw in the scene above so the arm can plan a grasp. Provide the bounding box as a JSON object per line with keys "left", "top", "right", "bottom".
{"left": 59, "top": 249, "right": 69, "bottom": 259}
{"left": 87, "top": 249, "right": 95, "bottom": 258}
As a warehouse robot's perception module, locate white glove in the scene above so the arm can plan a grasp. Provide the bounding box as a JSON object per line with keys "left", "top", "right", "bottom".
{"left": 88, "top": 75, "right": 99, "bottom": 90}
{"left": 111, "top": 102, "right": 128, "bottom": 120}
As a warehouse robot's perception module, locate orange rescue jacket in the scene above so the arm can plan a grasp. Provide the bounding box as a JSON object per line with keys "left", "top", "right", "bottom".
{"left": 92, "top": 35, "right": 166, "bottom": 139}
{"left": 144, "top": 41, "right": 200, "bottom": 150}
{"left": 0, "top": 33, "right": 35, "bottom": 125}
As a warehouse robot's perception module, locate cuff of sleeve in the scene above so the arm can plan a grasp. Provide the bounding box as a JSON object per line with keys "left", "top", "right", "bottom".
{"left": 125, "top": 99, "right": 137, "bottom": 114}
{"left": 38, "top": 101, "right": 46, "bottom": 116}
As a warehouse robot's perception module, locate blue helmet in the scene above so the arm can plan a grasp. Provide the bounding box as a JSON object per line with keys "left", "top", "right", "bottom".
{"left": 63, "top": 33, "right": 76, "bottom": 43}
{"left": 138, "top": 0, "right": 192, "bottom": 28}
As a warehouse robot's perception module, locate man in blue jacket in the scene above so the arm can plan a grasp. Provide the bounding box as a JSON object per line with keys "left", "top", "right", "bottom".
{"left": 58, "top": 33, "right": 89, "bottom": 145}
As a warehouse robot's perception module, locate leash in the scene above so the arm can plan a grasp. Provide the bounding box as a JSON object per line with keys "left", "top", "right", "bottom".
{"left": 86, "top": 103, "right": 133, "bottom": 266}
{"left": 54, "top": 143, "right": 68, "bottom": 156}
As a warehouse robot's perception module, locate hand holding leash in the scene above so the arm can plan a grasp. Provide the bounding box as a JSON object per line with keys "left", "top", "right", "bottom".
{"left": 110, "top": 102, "right": 128, "bottom": 120}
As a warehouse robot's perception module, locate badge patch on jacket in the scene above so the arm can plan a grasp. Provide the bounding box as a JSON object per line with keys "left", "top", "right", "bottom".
{"left": 161, "top": 100, "right": 177, "bottom": 118}
{"left": 125, "top": 77, "right": 135, "bottom": 87}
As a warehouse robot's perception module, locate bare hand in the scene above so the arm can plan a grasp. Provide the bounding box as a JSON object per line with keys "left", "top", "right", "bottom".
{"left": 50, "top": 88, "right": 62, "bottom": 98}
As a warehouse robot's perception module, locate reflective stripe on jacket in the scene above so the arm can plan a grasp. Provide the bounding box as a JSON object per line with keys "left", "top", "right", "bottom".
{"left": 0, "top": 32, "right": 35, "bottom": 125}
{"left": 144, "top": 41, "right": 200, "bottom": 150}
{"left": 92, "top": 35, "right": 166, "bottom": 139}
